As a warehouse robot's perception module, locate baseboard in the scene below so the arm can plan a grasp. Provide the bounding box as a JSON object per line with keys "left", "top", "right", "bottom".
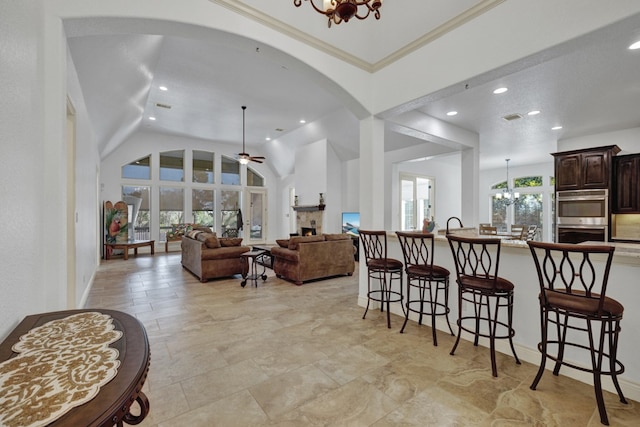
{"left": 357, "top": 297, "right": 640, "bottom": 402}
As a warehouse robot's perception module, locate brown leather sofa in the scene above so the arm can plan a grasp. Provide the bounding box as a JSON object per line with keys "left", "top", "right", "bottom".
{"left": 271, "top": 234, "right": 355, "bottom": 285}
{"left": 181, "top": 231, "right": 250, "bottom": 282}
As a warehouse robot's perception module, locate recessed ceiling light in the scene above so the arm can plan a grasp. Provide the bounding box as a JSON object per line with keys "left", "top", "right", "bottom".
{"left": 149, "top": 116, "right": 156, "bottom": 121}
{"left": 493, "top": 87, "right": 508, "bottom": 94}
{"left": 299, "top": 119, "right": 306, "bottom": 124}
{"left": 629, "top": 40, "right": 640, "bottom": 50}
{"left": 446, "top": 111, "right": 458, "bottom": 116}
{"left": 159, "top": 86, "right": 168, "bottom": 91}
{"left": 552, "top": 126, "right": 563, "bottom": 130}
{"left": 265, "top": 137, "right": 271, "bottom": 141}
{"left": 527, "top": 110, "right": 541, "bottom": 116}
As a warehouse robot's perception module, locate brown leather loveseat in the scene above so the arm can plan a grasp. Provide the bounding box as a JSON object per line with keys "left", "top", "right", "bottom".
{"left": 271, "top": 234, "right": 355, "bottom": 285}
{"left": 181, "top": 231, "right": 250, "bottom": 282}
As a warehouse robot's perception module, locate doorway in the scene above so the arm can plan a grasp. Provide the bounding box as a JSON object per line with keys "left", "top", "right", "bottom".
{"left": 247, "top": 189, "right": 267, "bottom": 243}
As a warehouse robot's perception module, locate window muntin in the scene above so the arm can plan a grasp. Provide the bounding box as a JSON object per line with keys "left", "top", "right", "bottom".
{"left": 192, "top": 189, "right": 214, "bottom": 227}
{"left": 247, "top": 167, "right": 264, "bottom": 187}
{"left": 160, "top": 150, "right": 184, "bottom": 182}
{"left": 221, "top": 156, "right": 240, "bottom": 185}
{"left": 159, "top": 187, "right": 184, "bottom": 240}
{"left": 220, "top": 190, "right": 240, "bottom": 237}
{"left": 193, "top": 150, "right": 214, "bottom": 184}
{"left": 122, "top": 186, "right": 150, "bottom": 240}
{"left": 122, "top": 155, "right": 151, "bottom": 180}
{"left": 514, "top": 193, "right": 543, "bottom": 239}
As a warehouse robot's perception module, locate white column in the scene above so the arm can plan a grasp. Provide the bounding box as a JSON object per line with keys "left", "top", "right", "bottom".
{"left": 359, "top": 115, "right": 385, "bottom": 229}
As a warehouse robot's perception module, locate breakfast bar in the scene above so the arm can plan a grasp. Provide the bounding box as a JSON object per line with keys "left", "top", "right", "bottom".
{"left": 357, "top": 231, "right": 640, "bottom": 402}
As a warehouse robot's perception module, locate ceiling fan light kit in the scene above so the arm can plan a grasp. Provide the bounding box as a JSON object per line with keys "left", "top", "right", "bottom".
{"left": 238, "top": 106, "right": 265, "bottom": 165}
{"left": 293, "top": 0, "right": 382, "bottom": 27}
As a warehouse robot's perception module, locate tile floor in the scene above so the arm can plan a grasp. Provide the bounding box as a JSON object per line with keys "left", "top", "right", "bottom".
{"left": 86, "top": 253, "right": 640, "bottom": 426}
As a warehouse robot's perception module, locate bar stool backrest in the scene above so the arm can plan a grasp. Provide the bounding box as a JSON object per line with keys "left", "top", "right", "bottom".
{"left": 359, "top": 230, "right": 389, "bottom": 267}
{"left": 527, "top": 241, "right": 616, "bottom": 316}
{"left": 396, "top": 231, "right": 435, "bottom": 272}
{"left": 447, "top": 234, "right": 502, "bottom": 287}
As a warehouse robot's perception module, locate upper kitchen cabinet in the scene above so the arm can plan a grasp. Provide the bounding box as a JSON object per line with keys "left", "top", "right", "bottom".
{"left": 613, "top": 154, "right": 640, "bottom": 213}
{"left": 552, "top": 145, "right": 620, "bottom": 191}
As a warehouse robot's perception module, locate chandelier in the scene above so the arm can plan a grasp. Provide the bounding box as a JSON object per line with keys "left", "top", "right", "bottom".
{"left": 495, "top": 159, "right": 519, "bottom": 205}
{"left": 293, "top": 0, "right": 383, "bottom": 27}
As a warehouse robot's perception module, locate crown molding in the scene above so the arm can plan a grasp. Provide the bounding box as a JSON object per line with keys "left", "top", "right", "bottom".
{"left": 210, "top": 0, "right": 374, "bottom": 72}
{"left": 210, "top": 0, "right": 505, "bottom": 73}
{"left": 372, "top": 0, "right": 506, "bottom": 71}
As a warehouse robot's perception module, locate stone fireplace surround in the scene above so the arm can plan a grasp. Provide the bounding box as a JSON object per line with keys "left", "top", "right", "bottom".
{"left": 293, "top": 205, "right": 325, "bottom": 236}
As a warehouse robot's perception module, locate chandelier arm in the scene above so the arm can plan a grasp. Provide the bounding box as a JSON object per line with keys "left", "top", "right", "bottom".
{"left": 296, "top": 0, "right": 332, "bottom": 17}
{"left": 295, "top": 0, "right": 382, "bottom": 25}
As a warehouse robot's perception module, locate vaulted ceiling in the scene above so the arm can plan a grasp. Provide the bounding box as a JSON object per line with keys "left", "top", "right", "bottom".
{"left": 66, "top": 1, "right": 640, "bottom": 177}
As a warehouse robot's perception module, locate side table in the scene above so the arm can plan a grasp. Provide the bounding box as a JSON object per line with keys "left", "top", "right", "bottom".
{"left": 0, "top": 309, "right": 150, "bottom": 426}
{"left": 240, "top": 250, "right": 268, "bottom": 287}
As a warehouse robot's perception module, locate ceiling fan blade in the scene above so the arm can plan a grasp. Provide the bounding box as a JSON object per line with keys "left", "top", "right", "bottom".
{"left": 250, "top": 156, "right": 265, "bottom": 160}
{"left": 250, "top": 158, "right": 264, "bottom": 164}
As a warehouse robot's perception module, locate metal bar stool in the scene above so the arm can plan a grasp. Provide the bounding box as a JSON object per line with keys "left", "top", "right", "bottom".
{"left": 527, "top": 241, "right": 627, "bottom": 426}
{"left": 359, "top": 230, "right": 404, "bottom": 328}
{"left": 396, "top": 231, "right": 454, "bottom": 346}
{"left": 446, "top": 234, "right": 521, "bottom": 377}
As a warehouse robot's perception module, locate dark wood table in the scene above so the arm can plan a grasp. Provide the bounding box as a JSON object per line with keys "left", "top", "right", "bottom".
{"left": 0, "top": 309, "right": 150, "bottom": 427}
{"left": 104, "top": 240, "right": 155, "bottom": 260}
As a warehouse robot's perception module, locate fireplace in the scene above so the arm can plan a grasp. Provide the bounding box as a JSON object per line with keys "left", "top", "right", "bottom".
{"left": 301, "top": 227, "right": 316, "bottom": 236}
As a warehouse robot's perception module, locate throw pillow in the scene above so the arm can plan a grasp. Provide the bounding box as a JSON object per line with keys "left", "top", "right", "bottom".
{"left": 219, "top": 237, "right": 243, "bottom": 247}
{"left": 275, "top": 239, "right": 289, "bottom": 248}
{"left": 186, "top": 230, "right": 202, "bottom": 239}
{"left": 288, "top": 235, "right": 324, "bottom": 250}
{"left": 196, "top": 232, "right": 221, "bottom": 248}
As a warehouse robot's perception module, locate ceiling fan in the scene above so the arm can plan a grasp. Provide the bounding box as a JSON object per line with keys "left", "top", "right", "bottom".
{"left": 237, "top": 106, "right": 265, "bottom": 165}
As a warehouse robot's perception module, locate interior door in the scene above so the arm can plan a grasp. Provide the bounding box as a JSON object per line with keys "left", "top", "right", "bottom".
{"left": 247, "top": 189, "right": 267, "bottom": 243}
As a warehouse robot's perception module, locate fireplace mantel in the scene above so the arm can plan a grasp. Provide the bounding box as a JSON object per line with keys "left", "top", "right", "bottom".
{"left": 292, "top": 204, "right": 325, "bottom": 212}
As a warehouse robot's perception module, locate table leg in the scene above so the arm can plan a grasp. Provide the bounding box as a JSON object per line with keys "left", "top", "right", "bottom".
{"left": 150, "top": 243, "right": 155, "bottom": 255}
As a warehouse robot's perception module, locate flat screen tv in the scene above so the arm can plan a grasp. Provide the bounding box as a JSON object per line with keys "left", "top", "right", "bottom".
{"left": 342, "top": 212, "right": 360, "bottom": 236}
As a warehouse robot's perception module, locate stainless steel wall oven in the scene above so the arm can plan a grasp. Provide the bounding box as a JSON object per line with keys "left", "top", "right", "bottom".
{"left": 556, "top": 189, "right": 608, "bottom": 243}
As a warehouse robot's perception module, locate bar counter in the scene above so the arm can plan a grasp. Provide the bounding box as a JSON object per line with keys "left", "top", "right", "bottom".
{"left": 357, "top": 231, "right": 640, "bottom": 402}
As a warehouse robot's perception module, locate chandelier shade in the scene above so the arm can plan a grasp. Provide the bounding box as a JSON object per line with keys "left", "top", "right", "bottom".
{"left": 294, "top": 0, "right": 383, "bottom": 27}
{"left": 495, "top": 159, "right": 519, "bottom": 205}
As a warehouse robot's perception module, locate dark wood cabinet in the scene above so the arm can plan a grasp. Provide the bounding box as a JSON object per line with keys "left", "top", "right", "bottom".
{"left": 613, "top": 154, "right": 640, "bottom": 213}
{"left": 552, "top": 145, "right": 620, "bottom": 191}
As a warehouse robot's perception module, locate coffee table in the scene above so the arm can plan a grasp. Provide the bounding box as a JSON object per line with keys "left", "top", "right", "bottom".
{"left": 0, "top": 309, "right": 150, "bottom": 426}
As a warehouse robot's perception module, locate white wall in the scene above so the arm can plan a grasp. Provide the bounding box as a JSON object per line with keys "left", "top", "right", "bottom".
{"left": 0, "top": 0, "right": 47, "bottom": 338}
{"left": 67, "top": 46, "right": 101, "bottom": 308}
{"left": 325, "top": 142, "right": 343, "bottom": 233}
{"left": 558, "top": 126, "right": 640, "bottom": 155}
{"left": 100, "top": 130, "right": 280, "bottom": 243}
{"left": 341, "top": 158, "right": 360, "bottom": 214}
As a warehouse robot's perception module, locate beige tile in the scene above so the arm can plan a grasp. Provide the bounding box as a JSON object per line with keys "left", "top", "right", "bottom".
{"left": 249, "top": 365, "right": 339, "bottom": 419}
{"left": 87, "top": 254, "right": 640, "bottom": 427}
{"left": 157, "top": 390, "right": 269, "bottom": 427}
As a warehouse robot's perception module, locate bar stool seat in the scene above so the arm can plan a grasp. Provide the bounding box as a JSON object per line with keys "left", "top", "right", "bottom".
{"left": 396, "top": 231, "right": 454, "bottom": 346}
{"left": 527, "top": 241, "right": 627, "bottom": 426}
{"left": 359, "top": 230, "right": 404, "bottom": 328}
